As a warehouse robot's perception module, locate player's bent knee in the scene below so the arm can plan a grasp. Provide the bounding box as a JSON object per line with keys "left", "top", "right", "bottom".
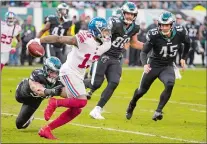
{"left": 137, "top": 87, "right": 148, "bottom": 95}
{"left": 92, "top": 80, "right": 103, "bottom": 90}
{"left": 108, "top": 82, "right": 119, "bottom": 90}
{"left": 76, "top": 99, "right": 87, "bottom": 108}
{"left": 16, "top": 118, "right": 29, "bottom": 129}
{"left": 71, "top": 108, "right": 82, "bottom": 115}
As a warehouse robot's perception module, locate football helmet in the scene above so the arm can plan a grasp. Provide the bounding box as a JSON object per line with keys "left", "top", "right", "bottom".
{"left": 88, "top": 17, "right": 111, "bottom": 43}
{"left": 121, "top": 2, "right": 138, "bottom": 24}
{"left": 43, "top": 57, "right": 62, "bottom": 83}
{"left": 158, "top": 11, "right": 175, "bottom": 35}
{"left": 56, "top": 3, "right": 69, "bottom": 22}
{"left": 5, "top": 11, "right": 16, "bottom": 26}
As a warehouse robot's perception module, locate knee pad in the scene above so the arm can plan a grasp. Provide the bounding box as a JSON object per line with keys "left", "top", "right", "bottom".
{"left": 137, "top": 87, "right": 148, "bottom": 95}
{"left": 71, "top": 108, "right": 82, "bottom": 116}
{"left": 92, "top": 80, "right": 103, "bottom": 90}
{"left": 164, "top": 81, "right": 174, "bottom": 91}
{"left": 16, "top": 115, "right": 34, "bottom": 129}
{"left": 108, "top": 82, "right": 118, "bottom": 90}
{"left": 76, "top": 99, "right": 87, "bottom": 108}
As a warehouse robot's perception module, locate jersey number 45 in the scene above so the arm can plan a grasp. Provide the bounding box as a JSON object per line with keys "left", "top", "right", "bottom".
{"left": 160, "top": 45, "right": 178, "bottom": 57}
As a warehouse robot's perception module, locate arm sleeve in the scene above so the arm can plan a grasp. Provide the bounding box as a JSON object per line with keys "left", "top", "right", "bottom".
{"left": 181, "top": 27, "right": 190, "bottom": 59}
{"left": 140, "top": 41, "right": 153, "bottom": 65}
{"left": 107, "top": 17, "right": 116, "bottom": 34}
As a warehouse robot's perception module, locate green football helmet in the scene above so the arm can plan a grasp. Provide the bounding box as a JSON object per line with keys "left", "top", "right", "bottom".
{"left": 43, "top": 57, "right": 62, "bottom": 83}
{"left": 120, "top": 2, "right": 138, "bottom": 24}
{"left": 158, "top": 11, "right": 175, "bottom": 35}
{"left": 56, "top": 3, "right": 69, "bottom": 22}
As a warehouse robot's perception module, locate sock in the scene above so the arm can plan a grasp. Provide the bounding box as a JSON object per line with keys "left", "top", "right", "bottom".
{"left": 130, "top": 88, "right": 147, "bottom": 106}
{"left": 97, "top": 82, "right": 118, "bottom": 108}
{"left": 156, "top": 85, "right": 174, "bottom": 112}
{"left": 48, "top": 108, "right": 82, "bottom": 130}
{"left": 56, "top": 98, "right": 87, "bottom": 108}
{"left": 1, "top": 64, "right": 4, "bottom": 71}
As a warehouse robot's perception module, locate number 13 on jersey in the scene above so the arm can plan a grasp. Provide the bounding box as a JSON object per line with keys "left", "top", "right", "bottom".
{"left": 78, "top": 54, "right": 100, "bottom": 68}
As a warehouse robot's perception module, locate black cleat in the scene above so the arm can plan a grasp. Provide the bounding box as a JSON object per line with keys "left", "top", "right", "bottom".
{"left": 126, "top": 103, "right": 136, "bottom": 120}
{"left": 86, "top": 90, "right": 93, "bottom": 100}
{"left": 152, "top": 111, "right": 163, "bottom": 121}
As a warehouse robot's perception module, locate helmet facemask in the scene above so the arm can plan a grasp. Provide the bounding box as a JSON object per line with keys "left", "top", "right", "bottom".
{"left": 121, "top": 2, "right": 138, "bottom": 25}
{"left": 43, "top": 57, "right": 62, "bottom": 84}
{"left": 158, "top": 11, "right": 175, "bottom": 36}
{"left": 5, "top": 12, "right": 16, "bottom": 26}
{"left": 56, "top": 3, "right": 69, "bottom": 22}
{"left": 96, "top": 27, "right": 111, "bottom": 43}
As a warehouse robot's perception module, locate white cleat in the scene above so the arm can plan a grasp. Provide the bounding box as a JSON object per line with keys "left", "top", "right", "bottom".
{"left": 89, "top": 106, "right": 105, "bottom": 120}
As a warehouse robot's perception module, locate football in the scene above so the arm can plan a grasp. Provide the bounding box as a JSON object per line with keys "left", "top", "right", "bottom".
{"left": 27, "top": 41, "right": 45, "bottom": 57}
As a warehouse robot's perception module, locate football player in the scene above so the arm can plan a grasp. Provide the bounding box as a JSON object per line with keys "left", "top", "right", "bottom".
{"left": 1, "top": 11, "right": 21, "bottom": 71}
{"left": 185, "top": 17, "right": 200, "bottom": 68}
{"left": 84, "top": 2, "right": 143, "bottom": 119}
{"left": 37, "top": 3, "right": 72, "bottom": 63}
{"left": 15, "top": 57, "right": 65, "bottom": 129}
{"left": 27, "top": 17, "right": 112, "bottom": 139}
{"left": 126, "top": 11, "right": 190, "bottom": 121}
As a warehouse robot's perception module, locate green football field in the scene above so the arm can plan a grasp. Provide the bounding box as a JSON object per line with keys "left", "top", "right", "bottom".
{"left": 1, "top": 66, "right": 206, "bottom": 143}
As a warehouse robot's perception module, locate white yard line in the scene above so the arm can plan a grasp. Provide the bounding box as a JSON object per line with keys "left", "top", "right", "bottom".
{"left": 108, "top": 95, "right": 206, "bottom": 107}
{"left": 1, "top": 112, "right": 205, "bottom": 143}
{"left": 190, "top": 109, "right": 206, "bottom": 113}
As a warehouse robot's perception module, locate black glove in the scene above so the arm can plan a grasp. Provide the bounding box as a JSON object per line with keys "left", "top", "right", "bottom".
{"left": 44, "top": 85, "right": 63, "bottom": 96}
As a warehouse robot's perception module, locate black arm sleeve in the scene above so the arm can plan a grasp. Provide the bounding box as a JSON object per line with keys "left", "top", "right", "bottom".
{"left": 140, "top": 41, "right": 153, "bottom": 65}
{"left": 181, "top": 28, "right": 191, "bottom": 59}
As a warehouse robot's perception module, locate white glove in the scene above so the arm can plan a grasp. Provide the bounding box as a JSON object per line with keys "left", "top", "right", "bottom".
{"left": 26, "top": 38, "right": 41, "bottom": 50}
{"left": 173, "top": 62, "right": 182, "bottom": 79}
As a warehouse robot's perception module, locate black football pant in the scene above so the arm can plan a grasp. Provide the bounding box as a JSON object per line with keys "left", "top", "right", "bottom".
{"left": 187, "top": 40, "right": 197, "bottom": 65}
{"left": 20, "top": 43, "right": 34, "bottom": 66}
{"left": 84, "top": 55, "right": 122, "bottom": 108}
{"left": 129, "top": 66, "right": 175, "bottom": 112}
{"left": 15, "top": 83, "right": 43, "bottom": 129}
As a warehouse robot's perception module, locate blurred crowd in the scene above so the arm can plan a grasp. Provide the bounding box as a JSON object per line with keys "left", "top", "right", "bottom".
{"left": 1, "top": 1, "right": 206, "bottom": 10}
{"left": 7, "top": 12, "right": 207, "bottom": 68}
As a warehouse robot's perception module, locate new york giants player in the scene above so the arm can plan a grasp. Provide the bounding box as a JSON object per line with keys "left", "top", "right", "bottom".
{"left": 27, "top": 17, "right": 111, "bottom": 139}
{"left": 1, "top": 12, "right": 21, "bottom": 71}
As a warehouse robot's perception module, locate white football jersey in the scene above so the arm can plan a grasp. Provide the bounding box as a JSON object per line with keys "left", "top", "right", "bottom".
{"left": 1, "top": 21, "right": 21, "bottom": 52}
{"left": 60, "top": 30, "right": 111, "bottom": 79}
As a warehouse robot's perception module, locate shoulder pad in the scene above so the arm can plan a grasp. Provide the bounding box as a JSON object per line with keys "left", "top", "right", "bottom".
{"left": 46, "top": 15, "right": 57, "bottom": 23}
{"left": 30, "top": 69, "right": 44, "bottom": 82}
{"left": 175, "top": 25, "right": 188, "bottom": 35}
{"left": 111, "top": 16, "right": 121, "bottom": 23}
{"left": 146, "top": 28, "right": 159, "bottom": 42}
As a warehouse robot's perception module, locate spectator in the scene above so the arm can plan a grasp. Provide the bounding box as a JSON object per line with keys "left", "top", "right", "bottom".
{"left": 20, "top": 15, "right": 36, "bottom": 66}
{"left": 147, "top": 17, "right": 158, "bottom": 32}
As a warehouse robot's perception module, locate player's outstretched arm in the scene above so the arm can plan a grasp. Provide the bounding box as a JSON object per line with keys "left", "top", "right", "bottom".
{"left": 40, "top": 35, "right": 78, "bottom": 47}
{"left": 29, "top": 79, "right": 63, "bottom": 98}
{"left": 37, "top": 22, "right": 50, "bottom": 38}
{"left": 130, "top": 33, "right": 144, "bottom": 50}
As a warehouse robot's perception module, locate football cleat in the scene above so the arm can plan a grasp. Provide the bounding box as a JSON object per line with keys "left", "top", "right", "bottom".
{"left": 126, "top": 103, "right": 136, "bottom": 120}
{"left": 89, "top": 106, "right": 105, "bottom": 119}
{"left": 44, "top": 98, "right": 57, "bottom": 121}
{"left": 152, "top": 111, "right": 163, "bottom": 121}
{"left": 38, "top": 126, "right": 57, "bottom": 140}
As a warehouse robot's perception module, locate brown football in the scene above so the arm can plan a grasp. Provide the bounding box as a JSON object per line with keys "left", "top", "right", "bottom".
{"left": 27, "top": 41, "right": 45, "bottom": 57}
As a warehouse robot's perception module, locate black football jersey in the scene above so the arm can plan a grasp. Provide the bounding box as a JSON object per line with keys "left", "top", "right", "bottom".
{"left": 185, "top": 23, "right": 199, "bottom": 40}
{"left": 105, "top": 16, "right": 140, "bottom": 59}
{"left": 144, "top": 26, "right": 190, "bottom": 67}
{"left": 17, "top": 69, "right": 63, "bottom": 98}
{"left": 46, "top": 15, "right": 72, "bottom": 48}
